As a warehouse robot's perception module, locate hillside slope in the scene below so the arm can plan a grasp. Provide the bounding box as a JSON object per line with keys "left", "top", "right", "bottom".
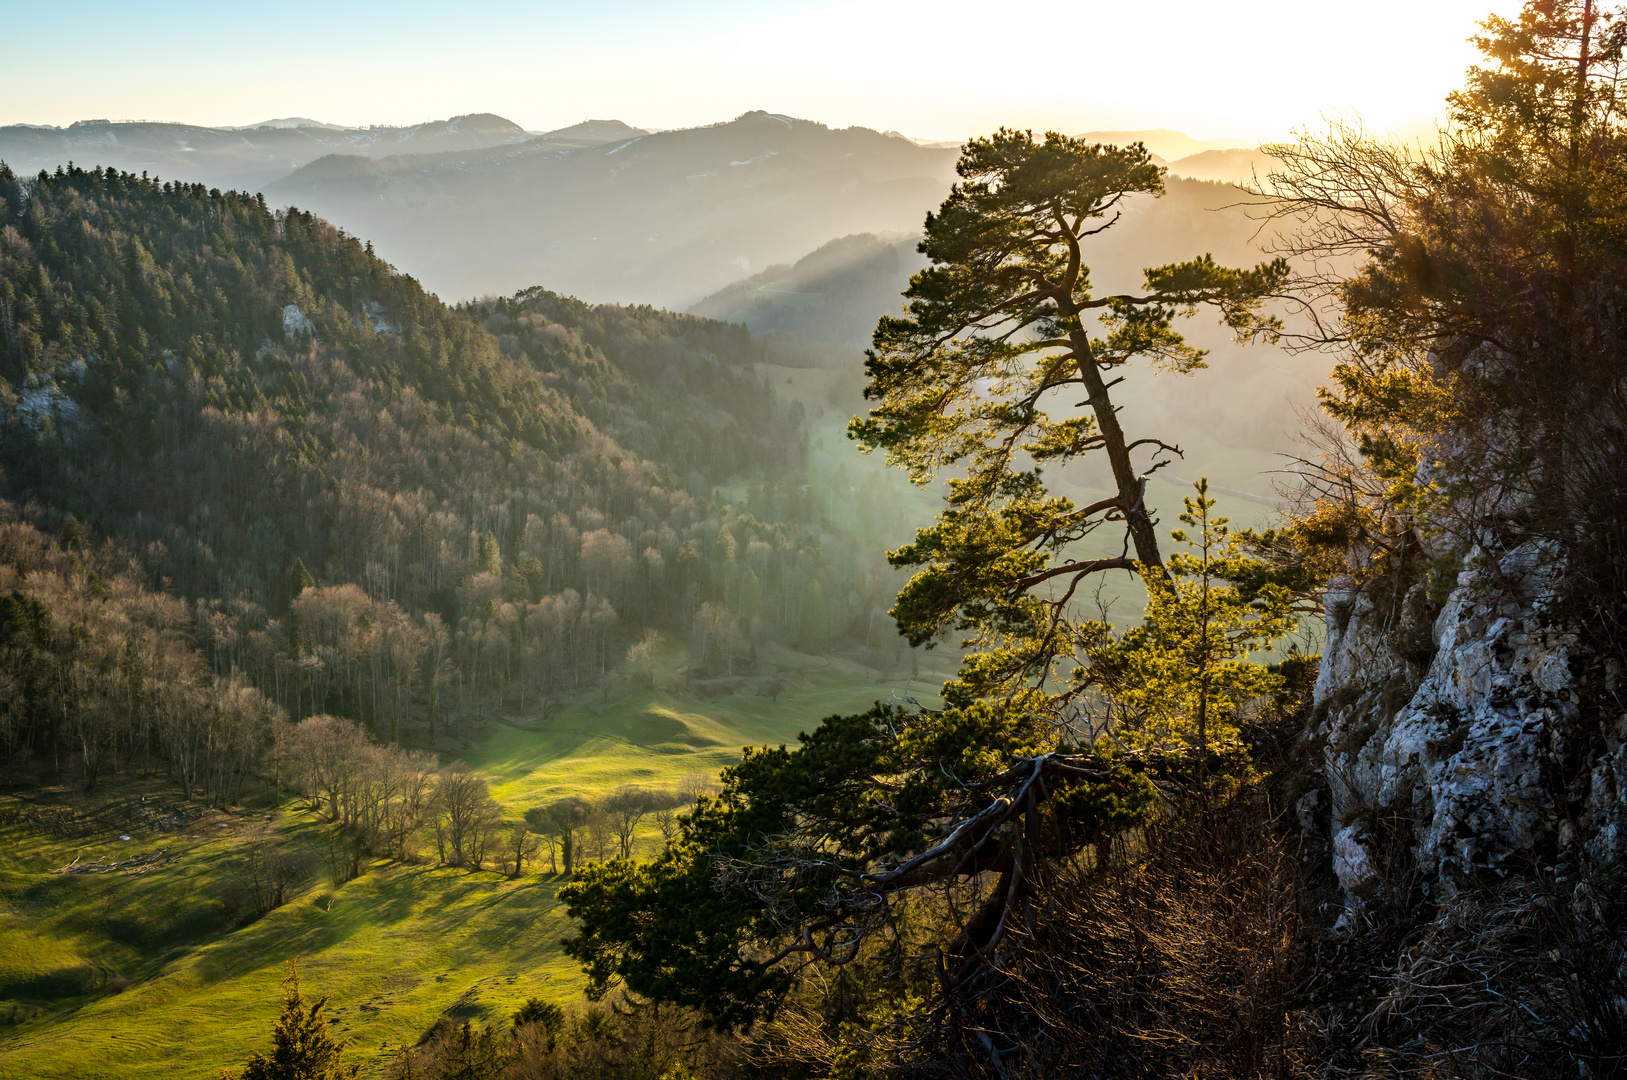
{"left": 689, "top": 232, "right": 927, "bottom": 345}
{"left": 0, "top": 637, "right": 947, "bottom": 1080}
{"left": 0, "top": 163, "right": 914, "bottom": 744}
{"left": 1165, "top": 147, "right": 1275, "bottom": 185}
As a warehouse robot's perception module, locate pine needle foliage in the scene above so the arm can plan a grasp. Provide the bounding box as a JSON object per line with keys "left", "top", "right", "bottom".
{"left": 1081, "top": 479, "right": 1297, "bottom": 756}
{"left": 221, "top": 959, "right": 359, "bottom": 1080}
{"left": 849, "top": 128, "right": 1290, "bottom": 706}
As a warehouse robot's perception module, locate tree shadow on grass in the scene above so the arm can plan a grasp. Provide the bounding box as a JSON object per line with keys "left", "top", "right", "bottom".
{"left": 189, "top": 868, "right": 420, "bottom": 986}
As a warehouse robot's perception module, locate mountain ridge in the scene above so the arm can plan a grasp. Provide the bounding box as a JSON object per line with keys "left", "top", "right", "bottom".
{"left": 0, "top": 113, "right": 640, "bottom": 195}
{"left": 266, "top": 110, "right": 960, "bottom": 306}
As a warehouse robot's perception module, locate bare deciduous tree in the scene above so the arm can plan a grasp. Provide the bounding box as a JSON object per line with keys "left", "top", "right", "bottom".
{"left": 501, "top": 822, "right": 542, "bottom": 878}
{"left": 230, "top": 829, "right": 313, "bottom": 920}
{"left": 605, "top": 784, "right": 652, "bottom": 861}
{"left": 431, "top": 762, "right": 503, "bottom": 869}
{"left": 585, "top": 809, "right": 612, "bottom": 866}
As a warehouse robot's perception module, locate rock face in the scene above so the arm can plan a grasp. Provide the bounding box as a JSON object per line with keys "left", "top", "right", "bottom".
{"left": 1312, "top": 543, "right": 1626, "bottom": 900}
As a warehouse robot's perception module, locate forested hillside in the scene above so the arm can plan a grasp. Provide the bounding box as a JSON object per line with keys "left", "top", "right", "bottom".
{"left": 0, "top": 506, "right": 276, "bottom": 795}
{"left": 0, "top": 162, "right": 900, "bottom": 767}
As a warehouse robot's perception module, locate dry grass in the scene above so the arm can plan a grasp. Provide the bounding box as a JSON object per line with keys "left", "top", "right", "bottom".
{"left": 1336, "top": 877, "right": 1627, "bottom": 1079}
{"left": 967, "top": 784, "right": 1310, "bottom": 1079}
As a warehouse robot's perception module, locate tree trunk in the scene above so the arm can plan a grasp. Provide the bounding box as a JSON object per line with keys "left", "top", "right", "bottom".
{"left": 1068, "top": 328, "right": 1165, "bottom": 574}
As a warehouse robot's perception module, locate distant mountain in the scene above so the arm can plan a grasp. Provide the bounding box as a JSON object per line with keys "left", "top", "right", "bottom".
{"left": 1164, "top": 147, "right": 1276, "bottom": 186}
{"left": 243, "top": 116, "right": 350, "bottom": 131}
{"left": 539, "top": 119, "right": 653, "bottom": 143}
{"left": 0, "top": 113, "right": 625, "bottom": 194}
{"left": 1071, "top": 130, "right": 1270, "bottom": 187}
{"left": 697, "top": 173, "right": 1277, "bottom": 333}
{"left": 690, "top": 233, "right": 928, "bottom": 345}
{"left": 265, "top": 110, "right": 960, "bottom": 307}
{"left": 1077, "top": 129, "right": 1252, "bottom": 161}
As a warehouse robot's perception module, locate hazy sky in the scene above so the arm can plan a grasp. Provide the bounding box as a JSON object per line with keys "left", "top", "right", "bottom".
{"left": 6, "top": 0, "right": 1520, "bottom": 142}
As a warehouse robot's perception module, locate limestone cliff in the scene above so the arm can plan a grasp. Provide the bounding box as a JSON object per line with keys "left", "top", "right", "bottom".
{"left": 1311, "top": 542, "right": 1625, "bottom": 904}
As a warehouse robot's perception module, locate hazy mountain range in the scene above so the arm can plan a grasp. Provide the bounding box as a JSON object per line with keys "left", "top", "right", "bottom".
{"left": 0, "top": 114, "right": 628, "bottom": 194}
{"left": 1076, "top": 128, "right": 1253, "bottom": 160}
{"left": 690, "top": 163, "right": 1278, "bottom": 346}
{"left": 1, "top": 105, "right": 1307, "bottom": 500}
{"left": 263, "top": 111, "right": 959, "bottom": 307}
{"left": 1, "top": 110, "right": 1269, "bottom": 305}
{"left": 686, "top": 173, "right": 1319, "bottom": 511}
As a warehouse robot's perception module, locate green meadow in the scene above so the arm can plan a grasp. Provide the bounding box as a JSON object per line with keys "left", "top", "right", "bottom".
{"left": 0, "top": 646, "right": 950, "bottom": 1080}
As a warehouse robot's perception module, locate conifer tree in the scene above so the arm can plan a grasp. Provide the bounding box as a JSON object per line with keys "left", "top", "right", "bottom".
{"left": 560, "top": 136, "right": 1300, "bottom": 1043}
{"left": 60, "top": 515, "right": 87, "bottom": 551}
{"left": 851, "top": 129, "right": 1289, "bottom": 704}
{"left": 222, "top": 959, "right": 358, "bottom": 1080}
{"left": 477, "top": 531, "right": 502, "bottom": 576}
{"left": 1080, "top": 479, "right": 1295, "bottom": 757}
{"left": 1261, "top": 0, "right": 1627, "bottom": 606}
{"left": 512, "top": 997, "right": 565, "bottom": 1049}
{"left": 290, "top": 559, "right": 316, "bottom": 598}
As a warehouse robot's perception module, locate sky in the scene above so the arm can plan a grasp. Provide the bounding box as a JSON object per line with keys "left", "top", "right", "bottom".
{"left": 4, "top": 0, "right": 1522, "bottom": 143}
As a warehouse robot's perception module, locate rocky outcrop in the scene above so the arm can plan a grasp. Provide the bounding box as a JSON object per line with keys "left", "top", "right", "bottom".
{"left": 1312, "top": 542, "right": 1626, "bottom": 901}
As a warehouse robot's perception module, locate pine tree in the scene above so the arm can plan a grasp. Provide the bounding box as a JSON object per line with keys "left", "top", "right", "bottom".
{"left": 850, "top": 128, "right": 1289, "bottom": 705}
{"left": 477, "top": 530, "right": 502, "bottom": 576}
{"left": 512, "top": 997, "right": 565, "bottom": 1050}
{"left": 60, "top": 515, "right": 87, "bottom": 551}
{"left": 221, "top": 959, "right": 358, "bottom": 1080}
{"left": 290, "top": 559, "right": 316, "bottom": 598}
{"left": 1080, "top": 479, "right": 1296, "bottom": 757}
{"left": 557, "top": 136, "right": 1301, "bottom": 1041}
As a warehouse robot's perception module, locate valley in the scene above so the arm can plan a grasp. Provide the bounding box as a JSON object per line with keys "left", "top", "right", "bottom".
{"left": 9, "top": 4, "right": 1625, "bottom": 1077}
{"left": 0, "top": 641, "right": 959, "bottom": 1079}
{"left": 0, "top": 101, "right": 1318, "bottom": 1080}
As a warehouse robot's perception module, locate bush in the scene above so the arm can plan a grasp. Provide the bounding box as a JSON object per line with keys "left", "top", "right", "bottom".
{"left": 386, "top": 997, "right": 745, "bottom": 1080}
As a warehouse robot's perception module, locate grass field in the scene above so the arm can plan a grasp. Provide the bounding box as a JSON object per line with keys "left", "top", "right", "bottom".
{"left": 0, "top": 644, "right": 951, "bottom": 1079}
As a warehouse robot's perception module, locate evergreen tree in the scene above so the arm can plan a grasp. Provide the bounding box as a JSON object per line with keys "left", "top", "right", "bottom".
{"left": 1080, "top": 480, "right": 1296, "bottom": 757}
{"left": 222, "top": 959, "right": 358, "bottom": 1080}
{"left": 60, "top": 515, "right": 87, "bottom": 551}
{"left": 512, "top": 997, "right": 565, "bottom": 1050}
{"left": 477, "top": 531, "right": 502, "bottom": 576}
{"left": 290, "top": 559, "right": 316, "bottom": 598}
{"left": 512, "top": 554, "right": 546, "bottom": 601}
{"left": 850, "top": 128, "right": 1289, "bottom": 705}
{"left": 560, "top": 136, "right": 1303, "bottom": 1052}
{"left": 1262, "top": 0, "right": 1627, "bottom": 613}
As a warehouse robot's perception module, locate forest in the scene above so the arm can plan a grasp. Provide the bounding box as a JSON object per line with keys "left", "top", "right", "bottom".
{"left": 4, "top": 2, "right": 1627, "bottom": 1078}
{"left": 0, "top": 162, "right": 921, "bottom": 774}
